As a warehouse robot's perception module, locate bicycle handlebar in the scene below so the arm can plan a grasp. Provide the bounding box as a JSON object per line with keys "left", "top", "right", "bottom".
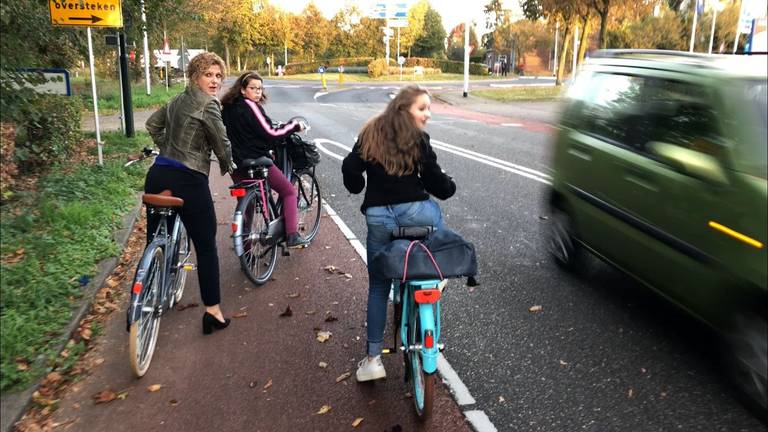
{"left": 124, "top": 147, "right": 159, "bottom": 167}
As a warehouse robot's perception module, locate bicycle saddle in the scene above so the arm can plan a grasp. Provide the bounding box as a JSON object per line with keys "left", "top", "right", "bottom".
{"left": 142, "top": 190, "right": 184, "bottom": 207}
{"left": 242, "top": 157, "right": 274, "bottom": 169}
{"left": 391, "top": 226, "right": 436, "bottom": 240}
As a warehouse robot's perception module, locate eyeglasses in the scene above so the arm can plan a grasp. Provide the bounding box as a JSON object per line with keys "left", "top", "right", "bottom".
{"left": 248, "top": 86, "right": 263, "bottom": 91}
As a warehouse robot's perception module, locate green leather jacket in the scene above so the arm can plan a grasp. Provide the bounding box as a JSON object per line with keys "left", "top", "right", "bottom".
{"left": 146, "top": 85, "right": 233, "bottom": 176}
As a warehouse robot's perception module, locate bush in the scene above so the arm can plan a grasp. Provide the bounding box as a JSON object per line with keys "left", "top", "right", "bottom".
{"left": 0, "top": 123, "right": 17, "bottom": 200}
{"left": 404, "top": 57, "right": 488, "bottom": 75}
{"left": 285, "top": 57, "right": 374, "bottom": 75}
{"left": 14, "top": 95, "right": 83, "bottom": 172}
{"left": 367, "top": 58, "right": 390, "bottom": 78}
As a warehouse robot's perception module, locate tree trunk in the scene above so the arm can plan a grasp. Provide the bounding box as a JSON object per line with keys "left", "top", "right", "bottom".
{"left": 577, "top": 15, "right": 592, "bottom": 65}
{"left": 224, "top": 44, "right": 231, "bottom": 72}
{"left": 598, "top": 9, "right": 608, "bottom": 49}
{"left": 236, "top": 53, "right": 241, "bottom": 72}
{"left": 556, "top": 22, "right": 572, "bottom": 86}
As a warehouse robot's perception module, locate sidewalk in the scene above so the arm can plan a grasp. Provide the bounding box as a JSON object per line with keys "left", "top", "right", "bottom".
{"left": 13, "top": 172, "right": 472, "bottom": 431}
{"left": 433, "top": 90, "right": 562, "bottom": 125}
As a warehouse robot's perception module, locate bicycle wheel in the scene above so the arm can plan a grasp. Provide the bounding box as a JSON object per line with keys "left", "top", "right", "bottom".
{"left": 237, "top": 190, "right": 278, "bottom": 285}
{"left": 408, "top": 301, "right": 435, "bottom": 420}
{"left": 171, "top": 222, "right": 190, "bottom": 304}
{"left": 128, "top": 246, "right": 164, "bottom": 378}
{"left": 292, "top": 170, "right": 321, "bottom": 242}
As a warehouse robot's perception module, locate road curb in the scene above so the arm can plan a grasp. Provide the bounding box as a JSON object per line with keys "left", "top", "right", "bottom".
{"left": 0, "top": 197, "right": 142, "bottom": 432}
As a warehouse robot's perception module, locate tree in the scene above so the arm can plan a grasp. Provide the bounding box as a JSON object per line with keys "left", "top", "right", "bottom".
{"left": 412, "top": 6, "right": 446, "bottom": 58}
{"left": 447, "top": 23, "right": 480, "bottom": 61}
{"left": 521, "top": 0, "right": 578, "bottom": 85}
{"left": 297, "top": 3, "right": 331, "bottom": 61}
{"left": 400, "top": 0, "right": 430, "bottom": 57}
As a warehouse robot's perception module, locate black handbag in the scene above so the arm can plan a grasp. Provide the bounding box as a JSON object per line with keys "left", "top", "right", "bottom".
{"left": 370, "top": 228, "right": 478, "bottom": 284}
{"left": 287, "top": 134, "right": 320, "bottom": 170}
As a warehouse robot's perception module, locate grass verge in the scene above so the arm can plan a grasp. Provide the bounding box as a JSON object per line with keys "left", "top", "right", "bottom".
{"left": 71, "top": 77, "right": 184, "bottom": 114}
{"left": 472, "top": 85, "right": 564, "bottom": 102}
{"left": 271, "top": 72, "right": 523, "bottom": 83}
{"left": 0, "top": 131, "right": 150, "bottom": 392}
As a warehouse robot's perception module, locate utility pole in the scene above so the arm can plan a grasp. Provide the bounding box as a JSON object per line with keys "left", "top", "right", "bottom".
{"left": 140, "top": 0, "right": 151, "bottom": 95}
{"left": 553, "top": 21, "right": 559, "bottom": 75}
{"left": 119, "top": 31, "right": 135, "bottom": 137}
{"left": 463, "top": 20, "right": 469, "bottom": 97}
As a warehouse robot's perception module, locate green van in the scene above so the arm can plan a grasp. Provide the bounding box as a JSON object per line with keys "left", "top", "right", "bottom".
{"left": 547, "top": 50, "right": 767, "bottom": 412}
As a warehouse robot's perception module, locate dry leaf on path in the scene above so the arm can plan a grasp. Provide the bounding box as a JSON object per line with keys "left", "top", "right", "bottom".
{"left": 324, "top": 315, "right": 338, "bottom": 322}
{"left": 319, "top": 362, "right": 328, "bottom": 368}
{"left": 147, "top": 384, "right": 162, "bottom": 392}
{"left": 92, "top": 390, "right": 117, "bottom": 404}
{"left": 233, "top": 311, "right": 248, "bottom": 318}
{"left": 316, "top": 405, "right": 332, "bottom": 415}
{"left": 352, "top": 418, "right": 364, "bottom": 427}
{"left": 286, "top": 293, "right": 300, "bottom": 298}
{"left": 263, "top": 379, "right": 273, "bottom": 390}
{"left": 279, "top": 306, "right": 293, "bottom": 317}
{"left": 316, "top": 331, "right": 332, "bottom": 343}
{"left": 305, "top": 310, "right": 317, "bottom": 315}
{"left": 529, "top": 305, "right": 543, "bottom": 312}
{"left": 335, "top": 372, "right": 352, "bottom": 383}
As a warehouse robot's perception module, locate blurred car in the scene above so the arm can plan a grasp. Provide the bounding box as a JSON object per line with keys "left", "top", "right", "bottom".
{"left": 546, "top": 49, "right": 767, "bottom": 412}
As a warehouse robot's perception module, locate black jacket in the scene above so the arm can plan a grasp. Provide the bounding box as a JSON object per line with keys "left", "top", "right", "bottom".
{"left": 222, "top": 95, "right": 299, "bottom": 166}
{"left": 342, "top": 132, "right": 456, "bottom": 213}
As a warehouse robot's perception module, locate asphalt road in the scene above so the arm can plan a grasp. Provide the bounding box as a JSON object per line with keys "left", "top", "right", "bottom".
{"left": 260, "top": 81, "right": 765, "bottom": 431}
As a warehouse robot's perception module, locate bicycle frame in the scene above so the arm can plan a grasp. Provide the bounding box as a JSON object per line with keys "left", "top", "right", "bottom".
{"left": 396, "top": 279, "right": 442, "bottom": 374}
{"left": 127, "top": 207, "right": 184, "bottom": 325}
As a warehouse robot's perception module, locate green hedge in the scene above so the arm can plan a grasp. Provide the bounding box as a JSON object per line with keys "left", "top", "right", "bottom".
{"left": 404, "top": 57, "right": 488, "bottom": 75}
{"left": 285, "top": 57, "right": 374, "bottom": 75}
{"left": 14, "top": 95, "right": 83, "bottom": 172}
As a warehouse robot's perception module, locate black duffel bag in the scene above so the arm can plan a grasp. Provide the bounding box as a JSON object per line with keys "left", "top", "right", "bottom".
{"left": 370, "top": 228, "right": 478, "bottom": 284}
{"left": 287, "top": 134, "right": 321, "bottom": 170}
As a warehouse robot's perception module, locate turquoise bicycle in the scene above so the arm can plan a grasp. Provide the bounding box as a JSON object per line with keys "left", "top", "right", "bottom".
{"left": 381, "top": 226, "right": 447, "bottom": 421}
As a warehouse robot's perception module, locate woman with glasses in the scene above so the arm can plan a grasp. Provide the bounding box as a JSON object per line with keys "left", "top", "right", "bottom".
{"left": 221, "top": 71, "right": 308, "bottom": 248}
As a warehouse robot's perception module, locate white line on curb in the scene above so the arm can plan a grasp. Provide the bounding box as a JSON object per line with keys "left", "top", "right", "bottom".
{"left": 321, "top": 201, "right": 496, "bottom": 431}
{"left": 464, "top": 410, "right": 499, "bottom": 432}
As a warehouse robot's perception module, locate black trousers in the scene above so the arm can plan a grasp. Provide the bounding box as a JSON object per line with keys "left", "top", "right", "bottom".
{"left": 144, "top": 164, "right": 221, "bottom": 306}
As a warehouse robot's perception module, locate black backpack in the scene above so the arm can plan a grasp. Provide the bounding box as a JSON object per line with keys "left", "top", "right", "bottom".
{"left": 287, "top": 134, "right": 321, "bottom": 170}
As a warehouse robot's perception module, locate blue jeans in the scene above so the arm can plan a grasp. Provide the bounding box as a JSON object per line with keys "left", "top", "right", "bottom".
{"left": 364, "top": 199, "right": 445, "bottom": 357}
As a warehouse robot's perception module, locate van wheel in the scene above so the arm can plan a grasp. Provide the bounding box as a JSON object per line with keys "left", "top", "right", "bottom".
{"left": 727, "top": 313, "right": 768, "bottom": 416}
{"left": 547, "top": 208, "right": 585, "bottom": 273}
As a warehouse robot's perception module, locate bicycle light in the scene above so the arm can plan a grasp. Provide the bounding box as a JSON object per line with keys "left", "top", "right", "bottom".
{"left": 230, "top": 188, "right": 246, "bottom": 197}
{"left": 414, "top": 289, "right": 440, "bottom": 304}
{"left": 424, "top": 330, "right": 434, "bottom": 349}
{"left": 231, "top": 222, "right": 238, "bottom": 234}
{"left": 132, "top": 281, "right": 143, "bottom": 294}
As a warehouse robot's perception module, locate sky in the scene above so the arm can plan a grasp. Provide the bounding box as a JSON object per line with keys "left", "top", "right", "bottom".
{"left": 276, "top": 0, "right": 522, "bottom": 36}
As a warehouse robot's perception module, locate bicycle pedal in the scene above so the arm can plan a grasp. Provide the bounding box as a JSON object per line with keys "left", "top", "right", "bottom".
{"left": 182, "top": 264, "right": 196, "bottom": 271}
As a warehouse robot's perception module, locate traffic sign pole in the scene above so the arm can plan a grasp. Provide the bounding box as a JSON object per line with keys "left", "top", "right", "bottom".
{"left": 119, "top": 32, "right": 134, "bottom": 137}
{"left": 87, "top": 27, "right": 103, "bottom": 165}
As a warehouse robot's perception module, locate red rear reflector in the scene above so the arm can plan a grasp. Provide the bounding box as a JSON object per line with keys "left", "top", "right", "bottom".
{"left": 230, "top": 188, "right": 246, "bottom": 197}
{"left": 424, "top": 331, "right": 434, "bottom": 349}
{"left": 132, "top": 282, "right": 143, "bottom": 294}
{"left": 414, "top": 289, "right": 440, "bottom": 304}
{"left": 231, "top": 223, "right": 238, "bottom": 233}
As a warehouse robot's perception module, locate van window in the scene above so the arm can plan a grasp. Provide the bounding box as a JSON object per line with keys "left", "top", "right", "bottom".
{"left": 577, "top": 73, "right": 647, "bottom": 148}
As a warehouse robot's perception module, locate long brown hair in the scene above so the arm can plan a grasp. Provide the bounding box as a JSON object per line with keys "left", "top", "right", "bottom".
{"left": 358, "top": 85, "right": 429, "bottom": 176}
{"left": 220, "top": 71, "right": 268, "bottom": 105}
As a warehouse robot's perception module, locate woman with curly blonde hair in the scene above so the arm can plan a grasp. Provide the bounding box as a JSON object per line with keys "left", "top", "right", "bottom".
{"left": 342, "top": 85, "right": 456, "bottom": 382}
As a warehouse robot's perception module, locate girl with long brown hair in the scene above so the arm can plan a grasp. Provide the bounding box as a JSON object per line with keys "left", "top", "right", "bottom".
{"left": 342, "top": 85, "right": 456, "bottom": 381}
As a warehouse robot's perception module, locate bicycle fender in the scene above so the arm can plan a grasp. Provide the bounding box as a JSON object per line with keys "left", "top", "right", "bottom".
{"left": 418, "top": 303, "right": 439, "bottom": 374}
{"left": 232, "top": 210, "right": 244, "bottom": 256}
{"left": 127, "top": 240, "right": 165, "bottom": 328}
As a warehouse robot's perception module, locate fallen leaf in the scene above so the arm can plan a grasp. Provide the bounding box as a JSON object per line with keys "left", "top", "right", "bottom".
{"left": 305, "top": 310, "right": 317, "bottom": 315}
{"left": 559, "top": 360, "right": 568, "bottom": 366}
{"left": 627, "top": 388, "right": 634, "bottom": 398}
{"left": 175, "top": 302, "right": 199, "bottom": 311}
{"left": 81, "top": 328, "right": 93, "bottom": 340}
{"left": 318, "top": 362, "right": 328, "bottom": 368}
{"left": 147, "top": 384, "right": 162, "bottom": 392}
{"left": 232, "top": 311, "right": 248, "bottom": 318}
{"left": 352, "top": 418, "right": 364, "bottom": 428}
{"left": 249, "top": 381, "right": 257, "bottom": 388}
{"left": 116, "top": 391, "right": 128, "bottom": 400}
{"left": 279, "top": 306, "right": 293, "bottom": 317}
{"left": 324, "top": 315, "right": 338, "bottom": 322}
{"left": 263, "top": 379, "right": 273, "bottom": 390}
{"left": 286, "top": 293, "right": 300, "bottom": 298}
{"left": 323, "top": 265, "right": 337, "bottom": 273}
{"left": 92, "top": 390, "right": 117, "bottom": 404}
{"left": 169, "top": 399, "right": 179, "bottom": 406}
{"left": 342, "top": 273, "right": 353, "bottom": 279}
{"left": 15, "top": 358, "right": 29, "bottom": 371}
{"left": 316, "top": 405, "right": 332, "bottom": 415}
{"left": 336, "top": 372, "right": 352, "bottom": 383}
{"left": 498, "top": 396, "right": 505, "bottom": 403}
{"left": 316, "top": 331, "right": 332, "bottom": 343}
{"left": 45, "top": 372, "right": 63, "bottom": 384}
{"left": 529, "top": 305, "right": 543, "bottom": 313}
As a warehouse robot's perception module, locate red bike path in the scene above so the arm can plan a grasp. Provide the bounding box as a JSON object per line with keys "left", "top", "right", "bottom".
{"left": 41, "top": 172, "right": 474, "bottom": 431}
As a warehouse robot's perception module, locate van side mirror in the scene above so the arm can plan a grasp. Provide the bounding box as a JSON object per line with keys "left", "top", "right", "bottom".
{"left": 648, "top": 141, "right": 729, "bottom": 186}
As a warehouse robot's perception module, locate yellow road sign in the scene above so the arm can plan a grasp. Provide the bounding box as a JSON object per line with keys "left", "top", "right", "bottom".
{"left": 49, "top": 0, "right": 123, "bottom": 28}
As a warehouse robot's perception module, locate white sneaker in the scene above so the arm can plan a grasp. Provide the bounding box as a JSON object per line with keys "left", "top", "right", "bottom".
{"left": 356, "top": 355, "right": 386, "bottom": 382}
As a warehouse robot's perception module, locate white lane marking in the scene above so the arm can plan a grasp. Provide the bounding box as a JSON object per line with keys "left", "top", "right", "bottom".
{"left": 313, "top": 91, "right": 328, "bottom": 101}
{"left": 322, "top": 201, "right": 494, "bottom": 429}
{"left": 314, "top": 138, "right": 350, "bottom": 161}
{"left": 464, "top": 410, "right": 498, "bottom": 432}
{"left": 489, "top": 82, "right": 555, "bottom": 88}
{"left": 431, "top": 139, "right": 551, "bottom": 184}
{"left": 437, "top": 353, "right": 475, "bottom": 405}
{"left": 501, "top": 123, "right": 523, "bottom": 127}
